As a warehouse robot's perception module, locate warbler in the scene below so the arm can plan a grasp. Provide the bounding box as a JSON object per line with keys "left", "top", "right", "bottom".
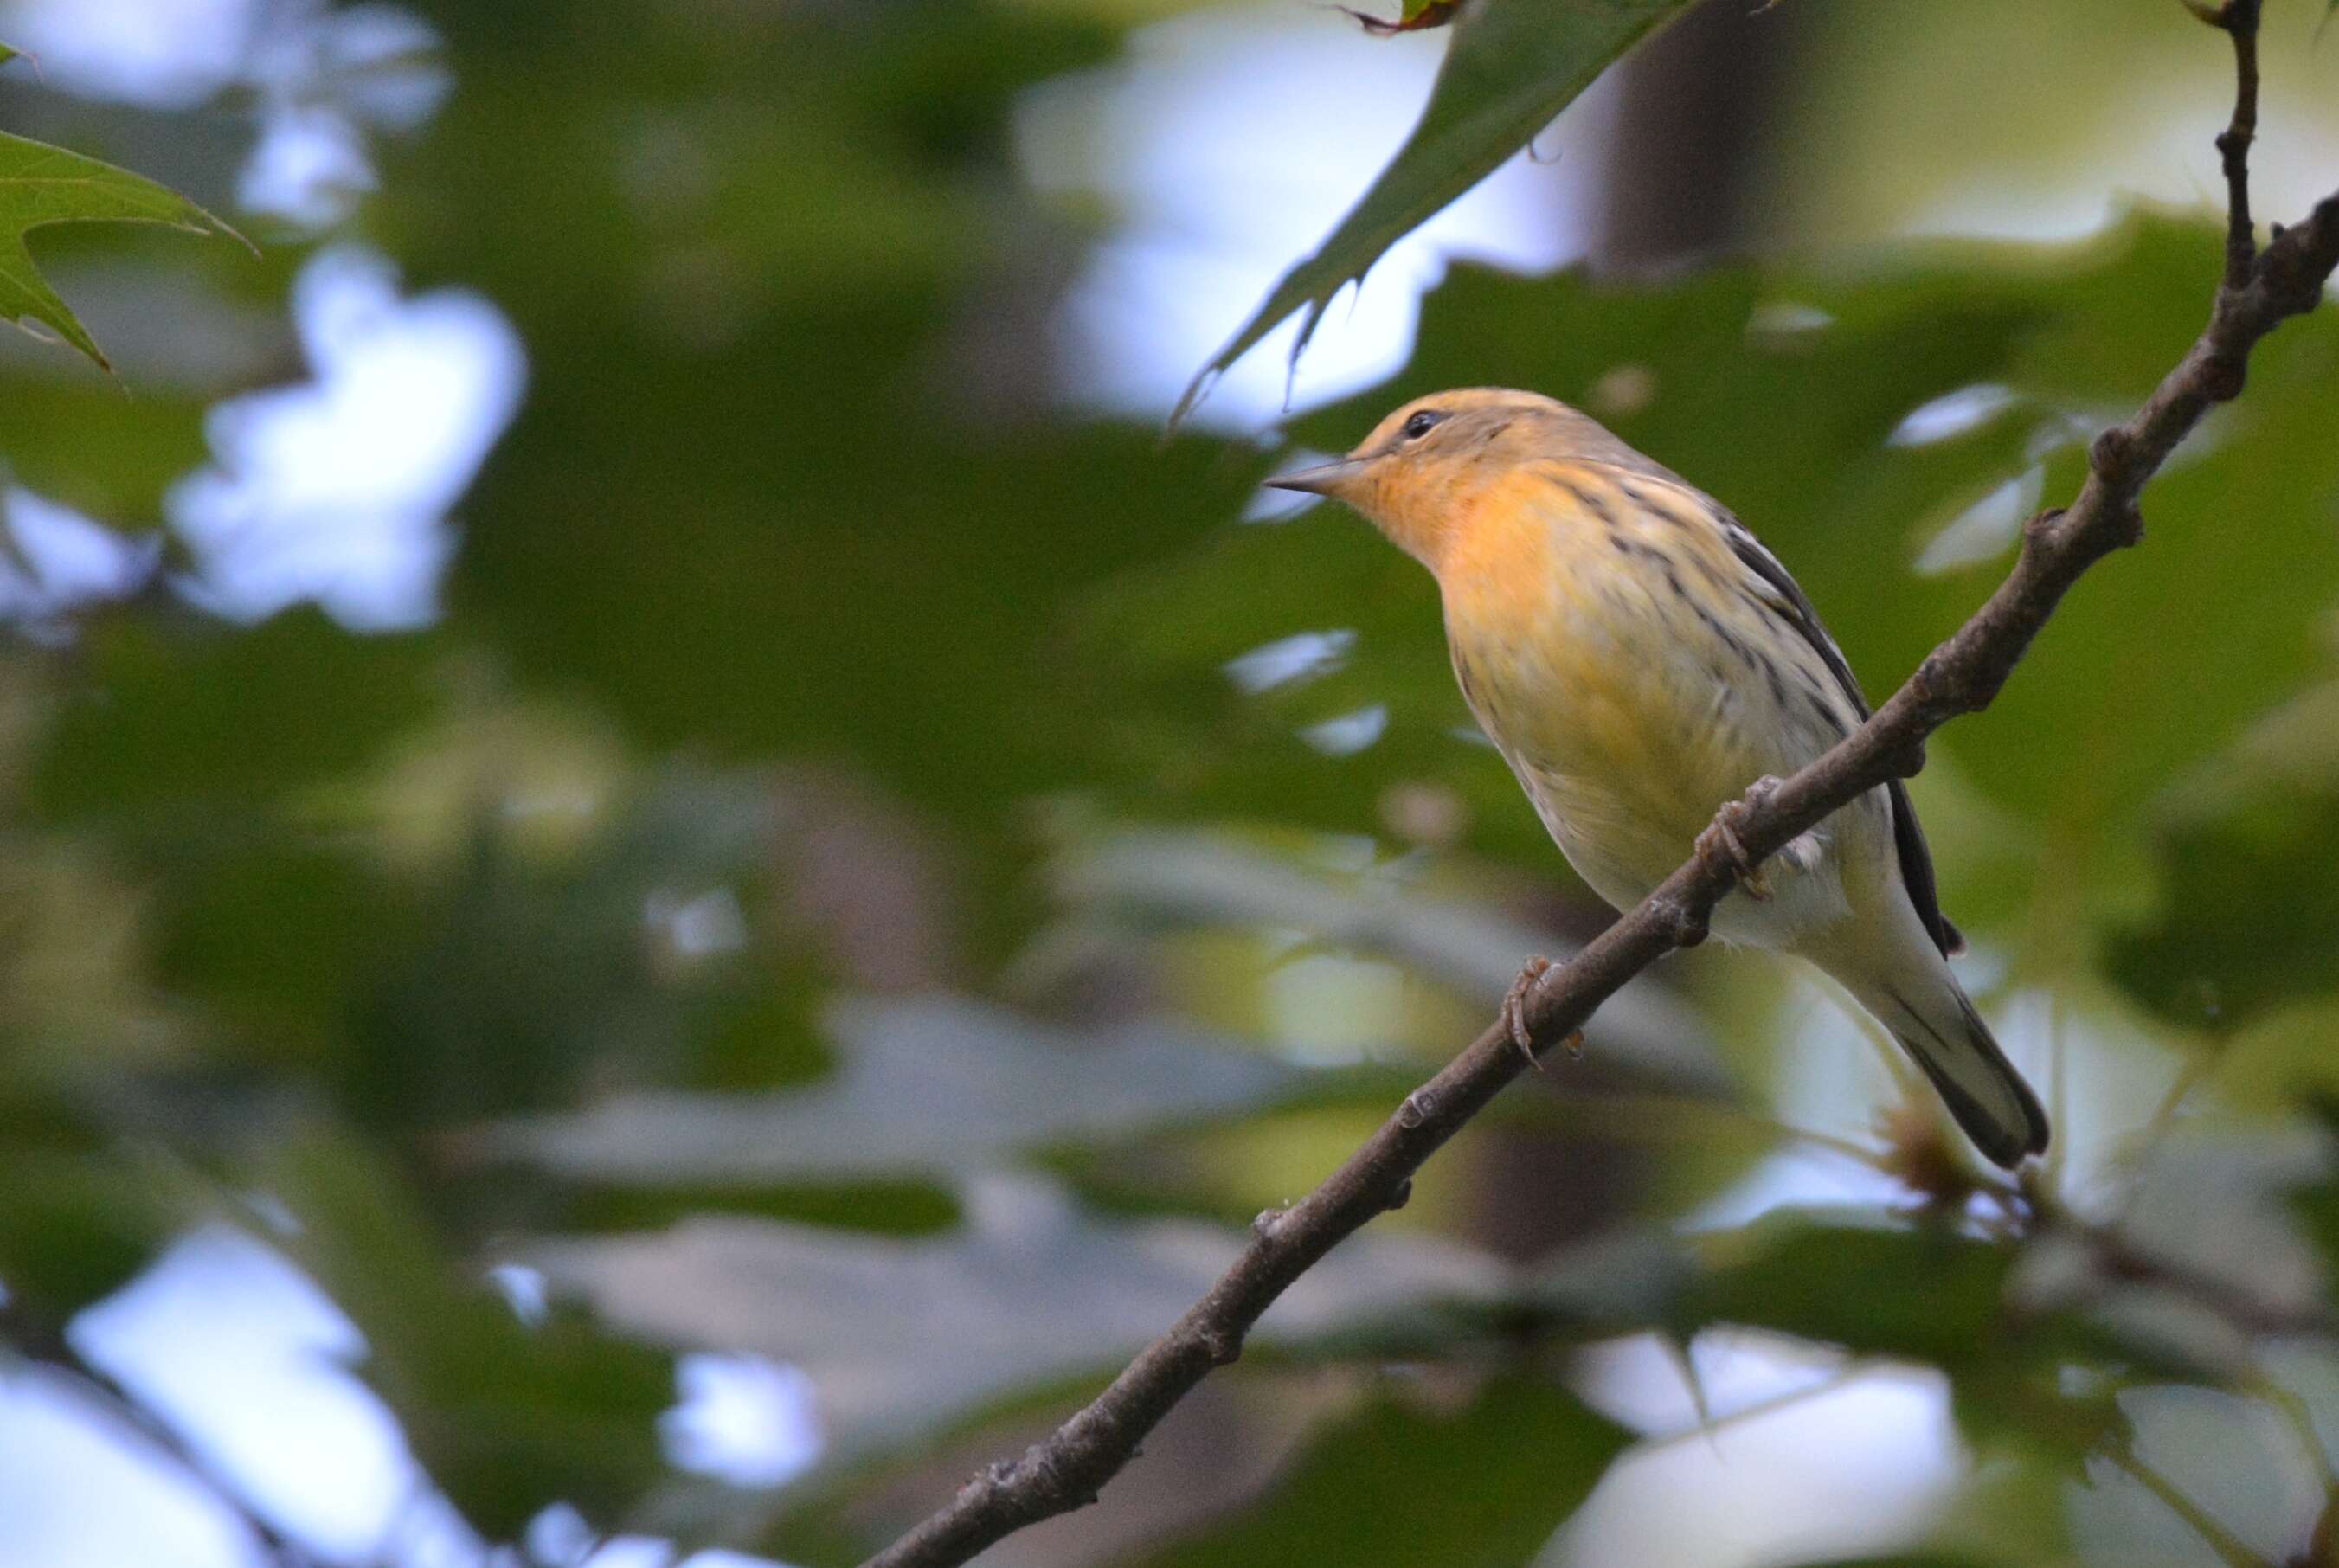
{"left": 1269, "top": 388, "right": 2048, "bottom": 1168}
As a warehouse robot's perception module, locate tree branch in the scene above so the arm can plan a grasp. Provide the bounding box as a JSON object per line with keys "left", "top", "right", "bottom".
{"left": 863, "top": 10, "right": 2338, "bottom": 1564}
{"left": 2207, "top": 0, "right": 2261, "bottom": 288}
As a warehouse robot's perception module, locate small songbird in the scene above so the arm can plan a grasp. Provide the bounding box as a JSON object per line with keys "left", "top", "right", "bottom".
{"left": 1269, "top": 388, "right": 2047, "bottom": 1168}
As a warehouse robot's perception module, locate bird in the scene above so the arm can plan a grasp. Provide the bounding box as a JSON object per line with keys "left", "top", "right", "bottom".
{"left": 1267, "top": 387, "right": 2048, "bottom": 1169}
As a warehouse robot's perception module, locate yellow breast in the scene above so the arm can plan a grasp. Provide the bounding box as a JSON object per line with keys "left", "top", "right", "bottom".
{"left": 1436, "top": 463, "right": 1762, "bottom": 887}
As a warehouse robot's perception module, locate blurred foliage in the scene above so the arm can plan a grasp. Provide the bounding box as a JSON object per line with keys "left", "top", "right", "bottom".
{"left": 0, "top": 2, "right": 2335, "bottom": 1568}
{"left": 1176, "top": 0, "right": 1693, "bottom": 417}
{"left": 265, "top": 1130, "right": 678, "bottom": 1539}
{"left": 2111, "top": 684, "right": 2339, "bottom": 1038}
{"left": 1777, "top": 0, "right": 2339, "bottom": 254}
{"left": 1119, "top": 1374, "right": 1629, "bottom": 1568}
{"left": 0, "top": 97, "right": 240, "bottom": 370}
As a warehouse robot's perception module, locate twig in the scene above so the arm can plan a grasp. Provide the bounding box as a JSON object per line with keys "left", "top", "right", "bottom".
{"left": 2253, "top": 1373, "right": 2339, "bottom": 1489}
{"left": 2212, "top": 0, "right": 2261, "bottom": 289}
{"left": 2131, "top": 1048, "right": 2217, "bottom": 1162}
{"left": 862, "top": 9, "right": 2339, "bottom": 1563}
{"left": 2075, "top": 1217, "right": 2336, "bottom": 1342}
{"left": 2104, "top": 1441, "right": 2275, "bottom": 1568}
{"left": 1630, "top": 1361, "right": 1880, "bottom": 1456}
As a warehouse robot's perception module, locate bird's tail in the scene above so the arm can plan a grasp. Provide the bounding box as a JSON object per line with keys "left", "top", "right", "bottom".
{"left": 1825, "top": 955, "right": 2050, "bottom": 1170}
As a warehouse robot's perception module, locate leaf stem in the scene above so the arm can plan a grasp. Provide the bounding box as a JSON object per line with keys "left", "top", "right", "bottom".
{"left": 2104, "top": 1442, "right": 2274, "bottom": 1568}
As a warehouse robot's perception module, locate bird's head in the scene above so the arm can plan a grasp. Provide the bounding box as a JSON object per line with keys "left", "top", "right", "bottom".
{"left": 1266, "top": 388, "right": 1629, "bottom": 568}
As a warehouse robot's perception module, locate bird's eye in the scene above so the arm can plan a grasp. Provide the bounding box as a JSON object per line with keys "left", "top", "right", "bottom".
{"left": 1401, "top": 409, "right": 1447, "bottom": 441}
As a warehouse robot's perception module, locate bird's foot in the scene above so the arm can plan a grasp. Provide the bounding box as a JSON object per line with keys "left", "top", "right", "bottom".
{"left": 1503, "top": 956, "right": 1572, "bottom": 1070}
{"left": 1695, "top": 816, "right": 1769, "bottom": 901}
{"left": 1695, "top": 777, "right": 1787, "bottom": 901}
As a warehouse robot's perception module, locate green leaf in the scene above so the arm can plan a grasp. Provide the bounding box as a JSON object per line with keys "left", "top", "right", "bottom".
{"left": 553, "top": 1176, "right": 961, "bottom": 1237}
{"left": 0, "top": 371, "right": 212, "bottom": 517}
{"left": 1682, "top": 1209, "right": 2014, "bottom": 1366}
{"left": 1115, "top": 1373, "right": 1629, "bottom": 1568}
{"left": 0, "top": 1145, "right": 185, "bottom": 1321}
{"left": 2108, "top": 785, "right": 2339, "bottom": 1036}
{"left": 32, "top": 610, "right": 439, "bottom": 823}
{"left": 1677, "top": 1204, "right": 2240, "bottom": 1453}
{"left": 482, "top": 993, "right": 1304, "bottom": 1184}
{"left": 529, "top": 1182, "right": 1508, "bottom": 1462}
{"left": 2214, "top": 1002, "right": 2339, "bottom": 1115}
{"left": 1173, "top": 0, "right": 1694, "bottom": 422}
{"left": 0, "top": 129, "right": 242, "bottom": 371}
{"left": 2107, "top": 686, "right": 2339, "bottom": 1035}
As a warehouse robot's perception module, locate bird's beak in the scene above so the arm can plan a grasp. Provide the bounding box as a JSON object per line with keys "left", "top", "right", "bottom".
{"left": 1264, "top": 457, "right": 1367, "bottom": 497}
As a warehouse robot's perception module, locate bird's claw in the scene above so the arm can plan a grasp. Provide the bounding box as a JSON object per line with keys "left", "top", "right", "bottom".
{"left": 1502, "top": 956, "right": 1553, "bottom": 1070}
{"left": 1695, "top": 812, "right": 1770, "bottom": 900}
{"left": 1696, "top": 778, "right": 1785, "bottom": 901}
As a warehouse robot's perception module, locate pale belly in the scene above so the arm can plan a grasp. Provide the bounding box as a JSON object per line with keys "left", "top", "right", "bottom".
{"left": 1510, "top": 749, "right": 1880, "bottom": 947}
{"left": 1450, "top": 614, "right": 1885, "bottom": 948}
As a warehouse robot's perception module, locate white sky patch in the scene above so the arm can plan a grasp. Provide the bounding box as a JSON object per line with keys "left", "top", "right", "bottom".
{"left": 549, "top": 1521, "right": 812, "bottom": 1568}
{"left": 241, "top": 5, "right": 450, "bottom": 230}
{"left": 525, "top": 1501, "right": 601, "bottom": 1566}
{"left": 647, "top": 887, "right": 751, "bottom": 961}
{"left": 69, "top": 1225, "right": 421, "bottom": 1562}
{"left": 0, "top": 0, "right": 255, "bottom": 106}
{"left": 1224, "top": 628, "right": 1355, "bottom": 694}
{"left": 1686, "top": 1147, "right": 1914, "bottom": 1233}
{"left": 1745, "top": 300, "right": 1834, "bottom": 339}
{"left": 1301, "top": 703, "right": 1387, "bottom": 756}
{"left": 1574, "top": 1328, "right": 1855, "bottom": 1438}
{"left": 380, "top": 1488, "right": 488, "bottom": 1568}
{"left": 1905, "top": 67, "right": 2339, "bottom": 254}
{"left": 1551, "top": 1360, "right": 1957, "bottom": 1568}
{"left": 0, "top": 1368, "right": 261, "bottom": 1568}
{"left": 1016, "top": 10, "right": 1615, "bottom": 428}
{"left": 170, "top": 244, "right": 525, "bottom": 631}
{"left": 1887, "top": 382, "right": 2019, "bottom": 447}
{"left": 1244, "top": 453, "right": 1339, "bottom": 523}
{"left": 486, "top": 1262, "right": 550, "bottom": 1328}
{"left": 0, "top": 489, "right": 158, "bottom": 635}
{"left": 2, "top": 0, "right": 447, "bottom": 231}
{"left": 240, "top": 103, "right": 378, "bottom": 228}
{"left": 587, "top": 1540, "right": 678, "bottom": 1568}
{"left": 661, "top": 1353, "right": 824, "bottom": 1490}
{"left": 1913, "top": 466, "right": 2042, "bottom": 576}
{"left": 241, "top": 1189, "right": 304, "bottom": 1237}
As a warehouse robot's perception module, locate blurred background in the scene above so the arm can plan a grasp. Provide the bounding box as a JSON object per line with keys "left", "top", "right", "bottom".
{"left": 2, "top": 0, "right": 2337, "bottom": 1565}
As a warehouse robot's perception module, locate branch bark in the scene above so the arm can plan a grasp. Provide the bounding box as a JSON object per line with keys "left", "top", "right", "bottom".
{"left": 864, "top": 10, "right": 2338, "bottom": 1564}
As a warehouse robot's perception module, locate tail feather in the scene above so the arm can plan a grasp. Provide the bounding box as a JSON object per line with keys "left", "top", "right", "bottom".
{"left": 1869, "top": 977, "right": 2049, "bottom": 1169}
{"left": 1816, "top": 936, "right": 2049, "bottom": 1169}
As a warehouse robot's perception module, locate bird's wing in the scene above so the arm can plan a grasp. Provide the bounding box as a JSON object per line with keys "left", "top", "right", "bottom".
{"left": 1712, "top": 511, "right": 1966, "bottom": 959}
